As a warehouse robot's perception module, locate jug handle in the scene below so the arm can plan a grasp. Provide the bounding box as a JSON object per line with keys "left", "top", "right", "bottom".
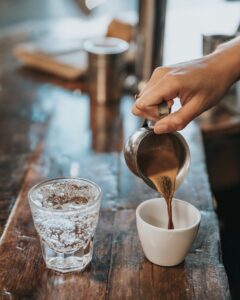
{"left": 142, "top": 101, "right": 170, "bottom": 129}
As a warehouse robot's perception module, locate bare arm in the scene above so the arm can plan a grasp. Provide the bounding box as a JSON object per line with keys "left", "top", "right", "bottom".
{"left": 132, "top": 37, "right": 240, "bottom": 134}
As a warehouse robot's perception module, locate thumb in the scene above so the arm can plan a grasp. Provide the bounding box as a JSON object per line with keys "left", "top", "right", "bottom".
{"left": 153, "top": 96, "right": 202, "bottom": 134}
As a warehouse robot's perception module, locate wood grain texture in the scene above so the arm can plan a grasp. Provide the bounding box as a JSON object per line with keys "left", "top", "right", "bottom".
{"left": 0, "top": 21, "right": 230, "bottom": 299}
{"left": 107, "top": 209, "right": 229, "bottom": 300}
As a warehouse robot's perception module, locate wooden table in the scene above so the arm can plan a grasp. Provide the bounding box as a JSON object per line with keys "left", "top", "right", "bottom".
{"left": 0, "top": 21, "right": 230, "bottom": 300}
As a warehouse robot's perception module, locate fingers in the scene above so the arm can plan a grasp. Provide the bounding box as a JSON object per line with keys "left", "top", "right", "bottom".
{"left": 132, "top": 81, "right": 177, "bottom": 119}
{"left": 167, "top": 99, "right": 174, "bottom": 108}
{"left": 137, "top": 67, "right": 170, "bottom": 97}
{"left": 153, "top": 96, "right": 203, "bottom": 134}
{"left": 132, "top": 75, "right": 179, "bottom": 122}
{"left": 132, "top": 99, "right": 174, "bottom": 120}
{"left": 136, "top": 75, "right": 179, "bottom": 109}
{"left": 132, "top": 105, "right": 159, "bottom": 121}
{"left": 132, "top": 67, "right": 183, "bottom": 123}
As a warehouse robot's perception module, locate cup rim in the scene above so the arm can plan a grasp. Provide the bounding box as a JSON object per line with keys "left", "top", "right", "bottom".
{"left": 28, "top": 177, "right": 102, "bottom": 213}
{"left": 136, "top": 197, "right": 201, "bottom": 232}
{"left": 84, "top": 37, "right": 129, "bottom": 55}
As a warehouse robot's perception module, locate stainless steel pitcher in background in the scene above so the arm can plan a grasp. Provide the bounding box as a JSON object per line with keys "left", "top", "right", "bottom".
{"left": 84, "top": 37, "right": 129, "bottom": 104}
{"left": 78, "top": 0, "right": 167, "bottom": 83}
{"left": 124, "top": 102, "right": 191, "bottom": 191}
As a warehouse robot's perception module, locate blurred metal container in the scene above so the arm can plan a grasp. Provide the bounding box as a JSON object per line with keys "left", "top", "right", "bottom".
{"left": 84, "top": 37, "right": 129, "bottom": 105}
{"left": 136, "top": 0, "right": 167, "bottom": 81}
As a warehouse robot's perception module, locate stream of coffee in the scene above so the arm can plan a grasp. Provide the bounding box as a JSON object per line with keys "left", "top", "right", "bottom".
{"left": 140, "top": 136, "right": 179, "bottom": 229}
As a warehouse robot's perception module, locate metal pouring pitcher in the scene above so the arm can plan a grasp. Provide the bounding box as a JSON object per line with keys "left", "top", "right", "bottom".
{"left": 124, "top": 102, "right": 190, "bottom": 191}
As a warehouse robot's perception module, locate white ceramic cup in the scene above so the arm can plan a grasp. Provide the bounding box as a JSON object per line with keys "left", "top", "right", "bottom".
{"left": 136, "top": 198, "right": 201, "bottom": 267}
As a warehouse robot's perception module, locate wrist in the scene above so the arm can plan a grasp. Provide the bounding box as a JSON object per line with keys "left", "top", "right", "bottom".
{"left": 211, "top": 37, "right": 240, "bottom": 85}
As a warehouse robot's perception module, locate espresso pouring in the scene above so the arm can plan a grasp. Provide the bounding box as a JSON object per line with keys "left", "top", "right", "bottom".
{"left": 124, "top": 115, "right": 190, "bottom": 229}
{"left": 139, "top": 134, "right": 181, "bottom": 229}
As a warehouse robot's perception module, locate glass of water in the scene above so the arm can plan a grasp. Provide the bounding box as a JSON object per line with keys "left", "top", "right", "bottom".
{"left": 28, "top": 178, "right": 102, "bottom": 273}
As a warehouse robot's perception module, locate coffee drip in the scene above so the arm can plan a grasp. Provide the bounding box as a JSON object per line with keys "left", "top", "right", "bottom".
{"left": 139, "top": 134, "right": 181, "bottom": 229}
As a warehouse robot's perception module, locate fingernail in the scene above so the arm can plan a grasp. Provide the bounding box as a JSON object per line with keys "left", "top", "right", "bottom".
{"left": 154, "top": 124, "right": 168, "bottom": 134}
{"left": 134, "top": 94, "right": 141, "bottom": 101}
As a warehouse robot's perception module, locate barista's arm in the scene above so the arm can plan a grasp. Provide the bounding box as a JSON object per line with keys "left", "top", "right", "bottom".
{"left": 132, "top": 37, "right": 240, "bottom": 134}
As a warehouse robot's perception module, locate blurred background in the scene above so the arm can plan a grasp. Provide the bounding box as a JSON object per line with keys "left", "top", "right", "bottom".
{"left": 0, "top": 0, "right": 239, "bottom": 63}
{"left": 0, "top": 0, "right": 240, "bottom": 298}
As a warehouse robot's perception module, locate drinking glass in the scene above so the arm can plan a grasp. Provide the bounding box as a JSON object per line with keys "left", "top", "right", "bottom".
{"left": 28, "top": 178, "right": 102, "bottom": 273}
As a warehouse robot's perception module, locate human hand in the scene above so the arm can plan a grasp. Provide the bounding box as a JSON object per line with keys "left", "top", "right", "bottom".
{"left": 132, "top": 38, "right": 240, "bottom": 134}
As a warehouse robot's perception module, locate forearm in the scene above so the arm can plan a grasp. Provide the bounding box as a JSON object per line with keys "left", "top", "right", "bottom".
{"left": 210, "top": 36, "right": 240, "bottom": 86}
{"left": 132, "top": 37, "right": 240, "bottom": 133}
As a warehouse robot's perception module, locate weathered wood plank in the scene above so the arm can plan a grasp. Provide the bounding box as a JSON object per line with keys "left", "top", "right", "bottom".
{"left": 0, "top": 122, "right": 230, "bottom": 300}
{"left": 0, "top": 154, "right": 31, "bottom": 236}
{"left": 0, "top": 22, "right": 230, "bottom": 300}
{"left": 107, "top": 209, "right": 230, "bottom": 300}
{"left": 0, "top": 197, "right": 230, "bottom": 300}
{"left": 107, "top": 209, "right": 143, "bottom": 299}
{"left": 0, "top": 154, "right": 115, "bottom": 300}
